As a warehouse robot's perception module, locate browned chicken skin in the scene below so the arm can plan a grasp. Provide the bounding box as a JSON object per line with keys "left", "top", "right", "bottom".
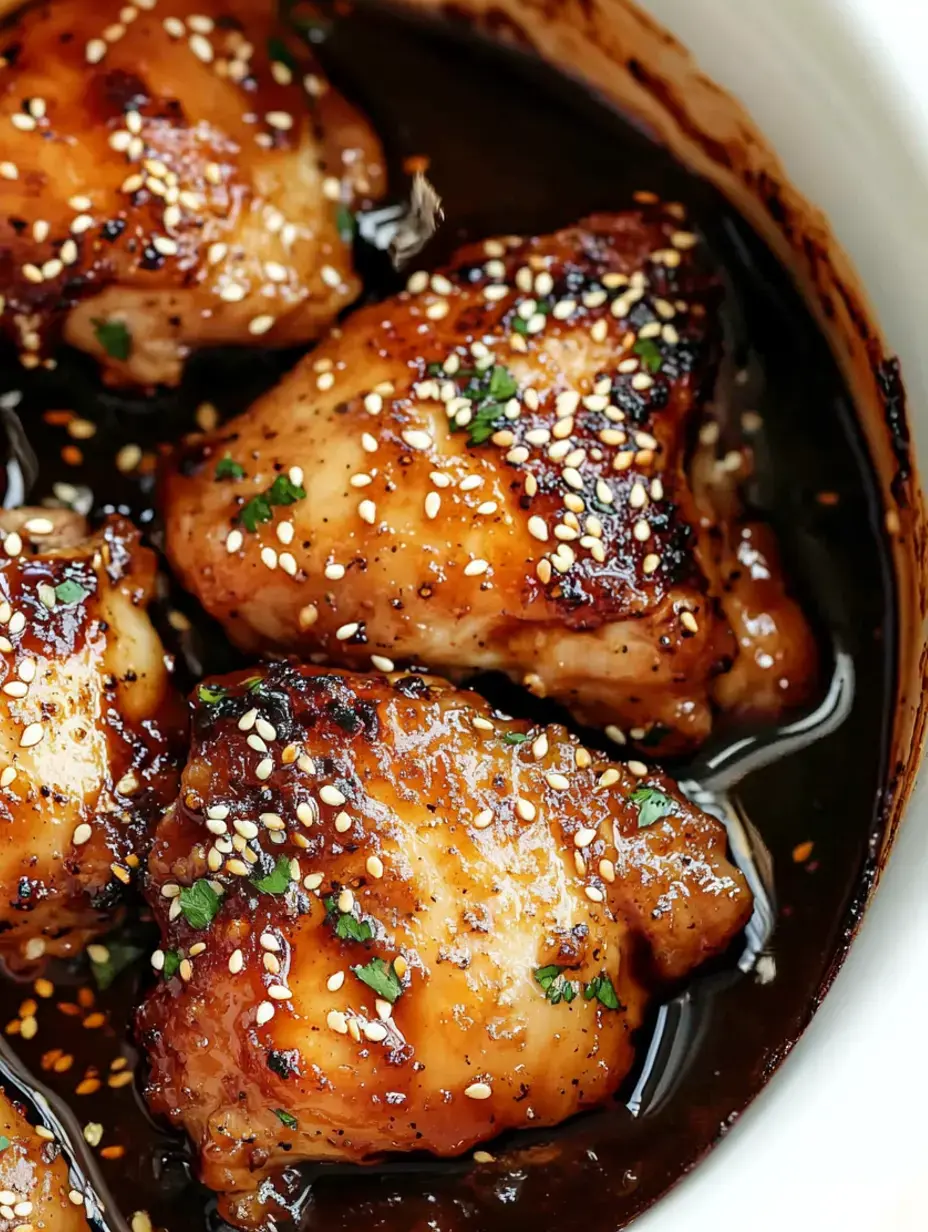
{"left": 162, "top": 205, "right": 816, "bottom": 751}
{"left": 0, "top": 509, "right": 186, "bottom": 964}
{"left": 138, "top": 663, "right": 751, "bottom": 1216}
{"left": 0, "top": 1086, "right": 91, "bottom": 1229}
{"left": 0, "top": 0, "right": 385, "bottom": 384}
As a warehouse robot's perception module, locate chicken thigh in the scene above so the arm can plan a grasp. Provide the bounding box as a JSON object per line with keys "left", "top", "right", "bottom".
{"left": 0, "top": 1085, "right": 91, "bottom": 1230}
{"left": 162, "top": 204, "right": 816, "bottom": 750}
{"left": 0, "top": 509, "right": 185, "bottom": 964}
{"left": 0, "top": 0, "right": 385, "bottom": 384}
{"left": 138, "top": 663, "right": 752, "bottom": 1215}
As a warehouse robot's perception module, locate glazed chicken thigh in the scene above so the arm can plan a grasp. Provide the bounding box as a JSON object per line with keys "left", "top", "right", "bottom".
{"left": 0, "top": 0, "right": 384, "bottom": 384}
{"left": 138, "top": 663, "right": 752, "bottom": 1214}
{"left": 0, "top": 510, "right": 185, "bottom": 964}
{"left": 163, "top": 204, "right": 816, "bottom": 751}
{"left": 0, "top": 1085, "right": 91, "bottom": 1229}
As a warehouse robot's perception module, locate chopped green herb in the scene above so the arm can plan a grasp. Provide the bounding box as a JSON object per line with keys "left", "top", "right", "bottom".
{"left": 178, "top": 879, "right": 221, "bottom": 930}
{"left": 628, "top": 786, "right": 676, "bottom": 829}
{"left": 451, "top": 363, "right": 520, "bottom": 446}
{"left": 197, "top": 683, "right": 228, "bottom": 705}
{"left": 632, "top": 337, "right": 663, "bottom": 373}
{"left": 162, "top": 949, "right": 182, "bottom": 980}
{"left": 325, "top": 896, "right": 375, "bottom": 943}
{"left": 534, "top": 964, "right": 579, "bottom": 1005}
{"left": 54, "top": 579, "right": 89, "bottom": 605}
{"left": 503, "top": 732, "right": 530, "bottom": 746}
{"left": 274, "top": 1108, "right": 298, "bottom": 1130}
{"left": 266, "top": 35, "right": 296, "bottom": 71}
{"left": 584, "top": 973, "right": 621, "bottom": 1010}
{"left": 0, "top": 1136, "right": 9, "bottom": 1153}
{"left": 352, "top": 956, "right": 403, "bottom": 1003}
{"left": 252, "top": 856, "right": 293, "bottom": 895}
{"left": 92, "top": 317, "right": 132, "bottom": 362}
{"left": 239, "top": 473, "right": 306, "bottom": 532}
{"left": 215, "top": 455, "right": 245, "bottom": 481}
{"left": 336, "top": 204, "right": 356, "bottom": 243}
{"left": 90, "top": 940, "right": 145, "bottom": 991}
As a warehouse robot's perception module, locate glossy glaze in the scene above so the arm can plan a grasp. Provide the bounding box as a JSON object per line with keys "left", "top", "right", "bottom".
{"left": 162, "top": 209, "right": 815, "bottom": 753}
{"left": 138, "top": 663, "right": 750, "bottom": 1221}
{"left": 0, "top": 1083, "right": 91, "bottom": 1230}
{"left": 0, "top": 509, "right": 185, "bottom": 964}
{"left": 0, "top": 0, "right": 385, "bottom": 384}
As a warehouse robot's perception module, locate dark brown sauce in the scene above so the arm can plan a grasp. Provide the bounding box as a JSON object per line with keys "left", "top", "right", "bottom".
{"left": 0, "top": 5, "right": 896, "bottom": 1230}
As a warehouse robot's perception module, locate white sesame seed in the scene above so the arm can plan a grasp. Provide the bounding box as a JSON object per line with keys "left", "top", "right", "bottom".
{"left": 633, "top": 519, "right": 651, "bottom": 542}
{"left": 627, "top": 760, "right": 648, "bottom": 777}
{"left": 515, "top": 797, "right": 536, "bottom": 822}
{"left": 527, "top": 516, "right": 548, "bottom": 542}
{"left": 72, "top": 823, "right": 92, "bottom": 846}
{"left": 464, "top": 559, "right": 489, "bottom": 577}
{"left": 320, "top": 784, "right": 347, "bottom": 807}
{"left": 335, "top": 622, "right": 359, "bottom": 642}
{"left": 531, "top": 733, "right": 549, "bottom": 760}
{"left": 424, "top": 491, "right": 441, "bottom": 520}
{"left": 546, "top": 773, "right": 570, "bottom": 791}
{"left": 327, "top": 1010, "right": 348, "bottom": 1035}
{"left": 364, "top": 1021, "right": 388, "bottom": 1042}
{"left": 363, "top": 392, "right": 383, "bottom": 415}
{"left": 256, "top": 1001, "right": 275, "bottom": 1026}
{"left": 473, "top": 809, "right": 493, "bottom": 830}
{"left": 320, "top": 264, "right": 341, "bottom": 288}
{"left": 266, "top": 110, "right": 294, "bottom": 131}
{"left": 218, "top": 280, "right": 247, "bottom": 303}
{"left": 681, "top": 610, "right": 699, "bottom": 634}
{"left": 402, "top": 429, "right": 432, "bottom": 451}
{"left": 574, "top": 827, "right": 598, "bottom": 848}
{"left": 20, "top": 722, "right": 43, "bottom": 748}
{"left": 268, "top": 984, "right": 292, "bottom": 1001}
{"left": 0, "top": 162, "right": 17, "bottom": 180}
{"left": 85, "top": 38, "right": 107, "bottom": 63}
{"left": 406, "top": 270, "right": 428, "bottom": 294}
{"left": 358, "top": 499, "right": 376, "bottom": 525}
{"left": 260, "top": 546, "right": 278, "bottom": 570}
{"left": 188, "top": 32, "right": 213, "bottom": 61}
{"left": 256, "top": 757, "right": 273, "bottom": 780}
{"left": 366, "top": 855, "right": 384, "bottom": 879}
{"left": 464, "top": 1082, "right": 492, "bottom": 1100}
{"left": 585, "top": 885, "right": 605, "bottom": 903}
{"left": 248, "top": 314, "right": 275, "bottom": 336}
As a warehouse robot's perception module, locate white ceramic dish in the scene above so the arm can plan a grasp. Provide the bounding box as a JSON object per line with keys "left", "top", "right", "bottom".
{"left": 636, "top": 2, "right": 928, "bottom": 1228}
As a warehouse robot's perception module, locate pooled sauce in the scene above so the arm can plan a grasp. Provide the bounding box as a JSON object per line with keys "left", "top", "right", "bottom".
{"left": 0, "top": 5, "right": 895, "bottom": 1231}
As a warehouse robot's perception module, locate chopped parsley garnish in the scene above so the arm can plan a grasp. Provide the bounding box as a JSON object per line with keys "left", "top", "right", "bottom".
{"left": 92, "top": 317, "right": 132, "bottom": 361}
{"left": 215, "top": 455, "right": 245, "bottom": 481}
{"left": 632, "top": 337, "right": 663, "bottom": 373}
{"left": 239, "top": 473, "right": 306, "bottom": 532}
{"left": 503, "top": 732, "right": 530, "bottom": 746}
{"left": 628, "top": 786, "right": 676, "bottom": 829}
{"left": 274, "top": 1108, "right": 298, "bottom": 1130}
{"left": 453, "top": 363, "right": 520, "bottom": 446}
{"left": 336, "top": 204, "right": 356, "bottom": 243}
{"left": 90, "top": 940, "right": 145, "bottom": 991}
{"left": 162, "top": 949, "right": 182, "bottom": 980}
{"left": 325, "top": 895, "right": 374, "bottom": 943}
{"left": 352, "top": 956, "right": 403, "bottom": 1003}
{"left": 533, "top": 964, "right": 579, "bottom": 1005}
{"left": 178, "top": 880, "right": 221, "bottom": 930}
{"left": 584, "top": 973, "right": 621, "bottom": 1010}
{"left": 197, "top": 683, "right": 228, "bottom": 705}
{"left": 0, "top": 1136, "right": 9, "bottom": 1153}
{"left": 252, "top": 856, "right": 293, "bottom": 895}
{"left": 54, "top": 579, "right": 88, "bottom": 605}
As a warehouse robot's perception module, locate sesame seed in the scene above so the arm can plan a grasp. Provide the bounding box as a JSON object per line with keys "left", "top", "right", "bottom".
{"left": 189, "top": 32, "right": 213, "bottom": 61}
{"left": 334, "top": 811, "right": 352, "bottom": 834}
{"left": 402, "top": 429, "right": 432, "bottom": 451}
{"left": 324, "top": 564, "right": 345, "bottom": 580}
{"left": 528, "top": 516, "right": 548, "bottom": 542}
{"left": 256, "top": 758, "right": 273, "bottom": 781}
{"left": 681, "top": 610, "right": 699, "bottom": 634}
{"left": 299, "top": 603, "right": 319, "bottom": 628}
{"left": 473, "top": 809, "right": 493, "bottom": 830}
{"left": 376, "top": 998, "right": 393, "bottom": 1020}
{"left": 363, "top": 392, "right": 383, "bottom": 415}
{"left": 599, "top": 859, "right": 616, "bottom": 883}
{"left": 0, "top": 162, "right": 17, "bottom": 180}
{"left": 268, "top": 984, "right": 292, "bottom": 1001}
{"left": 255, "top": 1001, "right": 275, "bottom": 1026}
{"left": 426, "top": 300, "right": 449, "bottom": 320}
{"left": 266, "top": 110, "right": 294, "bottom": 131}
{"left": 72, "top": 823, "right": 92, "bottom": 846}
{"left": 643, "top": 553, "right": 661, "bottom": 574}
{"left": 464, "top": 559, "right": 489, "bottom": 577}
{"left": 424, "top": 491, "right": 441, "bottom": 519}
{"left": 218, "top": 280, "right": 246, "bottom": 303}
{"left": 366, "top": 855, "right": 384, "bottom": 879}
{"left": 358, "top": 499, "right": 376, "bottom": 524}
{"left": 335, "top": 622, "right": 359, "bottom": 641}
{"left": 406, "top": 270, "right": 429, "bottom": 293}
{"left": 464, "top": 1082, "right": 492, "bottom": 1100}
{"left": 627, "top": 760, "right": 648, "bottom": 777}
{"left": 320, "top": 784, "right": 346, "bottom": 807}
{"left": 248, "top": 314, "right": 275, "bottom": 336}
{"left": 546, "top": 772, "right": 570, "bottom": 791}
{"left": 515, "top": 797, "right": 536, "bottom": 822}
{"left": 633, "top": 519, "right": 651, "bottom": 542}
{"left": 20, "top": 722, "right": 43, "bottom": 748}
{"left": 574, "top": 827, "right": 598, "bottom": 848}
{"left": 260, "top": 546, "right": 278, "bottom": 570}
{"left": 585, "top": 885, "right": 605, "bottom": 903}
{"left": 364, "top": 1021, "right": 388, "bottom": 1042}
{"left": 85, "top": 39, "right": 107, "bottom": 63}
